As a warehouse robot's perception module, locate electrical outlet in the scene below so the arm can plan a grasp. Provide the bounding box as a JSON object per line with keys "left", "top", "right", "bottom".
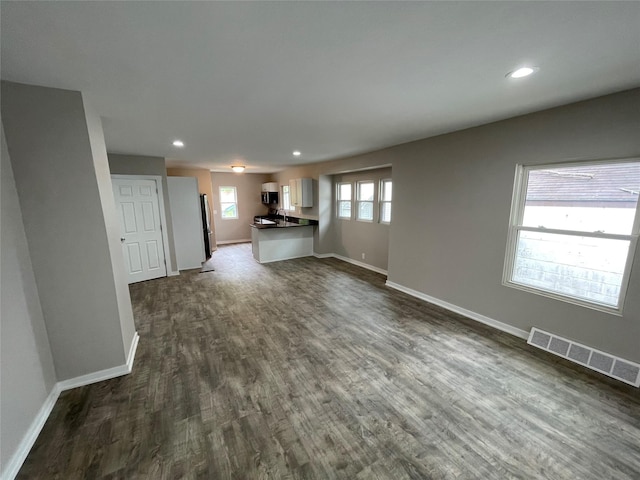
{"left": 361, "top": 252, "right": 365, "bottom": 260}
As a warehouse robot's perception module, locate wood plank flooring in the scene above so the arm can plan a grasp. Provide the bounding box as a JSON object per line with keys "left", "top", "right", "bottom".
{"left": 17, "top": 243, "right": 640, "bottom": 479}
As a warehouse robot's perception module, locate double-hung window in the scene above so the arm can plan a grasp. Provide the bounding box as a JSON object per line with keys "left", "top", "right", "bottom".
{"left": 337, "top": 182, "right": 352, "bottom": 219}
{"left": 503, "top": 159, "right": 640, "bottom": 313}
{"left": 356, "top": 181, "right": 375, "bottom": 222}
{"left": 219, "top": 186, "right": 238, "bottom": 219}
{"left": 380, "top": 179, "right": 392, "bottom": 223}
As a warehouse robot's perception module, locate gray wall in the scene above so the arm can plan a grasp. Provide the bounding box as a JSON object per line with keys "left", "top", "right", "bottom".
{"left": 1, "top": 124, "right": 57, "bottom": 475}
{"left": 385, "top": 88, "right": 640, "bottom": 363}
{"left": 331, "top": 168, "right": 392, "bottom": 271}
{"left": 210, "top": 172, "right": 270, "bottom": 243}
{"left": 272, "top": 88, "right": 640, "bottom": 363}
{"left": 107, "top": 153, "right": 178, "bottom": 273}
{"left": 1, "top": 81, "right": 135, "bottom": 380}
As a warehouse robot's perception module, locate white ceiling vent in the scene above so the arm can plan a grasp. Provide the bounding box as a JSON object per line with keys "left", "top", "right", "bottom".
{"left": 528, "top": 328, "right": 640, "bottom": 387}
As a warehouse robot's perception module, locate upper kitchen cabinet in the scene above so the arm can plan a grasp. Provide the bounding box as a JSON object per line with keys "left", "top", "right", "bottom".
{"left": 261, "top": 182, "right": 279, "bottom": 192}
{"left": 290, "top": 178, "right": 313, "bottom": 208}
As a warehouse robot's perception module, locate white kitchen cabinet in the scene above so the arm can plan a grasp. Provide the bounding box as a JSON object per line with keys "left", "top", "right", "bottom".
{"left": 289, "top": 177, "right": 313, "bottom": 207}
{"left": 261, "top": 182, "right": 279, "bottom": 192}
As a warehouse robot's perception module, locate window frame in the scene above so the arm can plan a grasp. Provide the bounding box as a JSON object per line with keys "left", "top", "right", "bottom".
{"left": 502, "top": 158, "right": 640, "bottom": 315}
{"left": 337, "top": 182, "right": 353, "bottom": 220}
{"left": 281, "top": 184, "right": 293, "bottom": 211}
{"left": 379, "top": 178, "right": 392, "bottom": 224}
{"left": 219, "top": 186, "right": 239, "bottom": 220}
{"left": 356, "top": 180, "right": 375, "bottom": 222}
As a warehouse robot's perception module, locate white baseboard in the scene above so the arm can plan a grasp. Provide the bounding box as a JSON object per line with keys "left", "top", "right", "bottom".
{"left": 57, "top": 332, "right": 139, "bottom": 391}
{"left": 216, "top": 239, "right": 251, "bottom": 245}
{"left": 168, "top": 270, "right": 180, "bottom": 277}
{"left": 385, "top": 281, "right": 528, "bottom": 340}
{"left": 1, "top": 332, "right": 140, "bottom": 480}
{"left": 126, "top": 331, "right": 140, "bottom": 371}
{"left": 0, "top": 384, "right": 61, "bottom": 480}
{"left": 313, "top": 252, "right": 388, "bottom": 276}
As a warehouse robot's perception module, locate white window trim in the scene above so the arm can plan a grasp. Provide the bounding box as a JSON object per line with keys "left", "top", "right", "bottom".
{"left": 337, "top": 182, "right": 352, "bottom": 220}
{"left": 281, "top": 184, "right": 293, "bottom": 211}
{"left": 502, "top": 158, "right": 640, "bottom": 315}
{"left": 379, "top": 178, "right": 392, "bottom": 224}
{"left": 219, "top": 186, "right": 239, "bottom": 220}
{"left": 356, "top": 180, "right": 375, "bottom": 223}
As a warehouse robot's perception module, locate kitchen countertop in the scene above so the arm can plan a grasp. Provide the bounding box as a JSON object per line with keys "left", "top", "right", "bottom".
{"left": 251, "top": 215, "right": 318, "bottom": 229}
{"left": 251, "top": 219, "right": 313, "bottom": 229}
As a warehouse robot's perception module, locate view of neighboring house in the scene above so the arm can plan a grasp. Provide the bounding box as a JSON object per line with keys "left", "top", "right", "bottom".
{"left": 512, "top": 163, "right": 640, "bottom": 306}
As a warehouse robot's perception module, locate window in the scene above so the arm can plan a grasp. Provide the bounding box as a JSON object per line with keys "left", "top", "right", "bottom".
{"left": 356, "top": 181, "right": 375, "bottom": 221}
{"left": 282, "top": 185, "right": 292, "bottom": 211}
{"left": 380, "top": 179, "right": 392, "bottom": 223}
{"left": 337, "top": 182, "right": 352, "bottom": 219}
{"left": 219, "top": 186, "right": 238, "bottom": 219}
{"left": 503, "top": 159, "right": 640, "bottom": 313}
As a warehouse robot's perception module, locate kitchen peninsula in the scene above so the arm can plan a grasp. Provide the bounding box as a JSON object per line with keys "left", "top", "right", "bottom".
{"left": 251, "top": 215, "right": 318, "bottom": 263}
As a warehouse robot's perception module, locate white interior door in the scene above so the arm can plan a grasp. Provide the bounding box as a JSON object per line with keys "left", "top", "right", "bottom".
{"left": 112, "top": 178, "right": 167, "bottom": 283}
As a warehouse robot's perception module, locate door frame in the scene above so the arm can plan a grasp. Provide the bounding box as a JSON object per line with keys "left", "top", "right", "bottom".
{"left": 111, "top": 174, "right": 177, "bottom": 277}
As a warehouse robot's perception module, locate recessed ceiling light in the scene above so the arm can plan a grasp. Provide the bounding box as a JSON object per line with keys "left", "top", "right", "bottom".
{"left": 172, "top": 140, "right": 184, "bottom": 147}
{"left": 506, "top": 66, "right": 538, "bottom": 79}
{"left": 231, "top": 165, "right": 245, "bottom": 173}
{"left": 293, "top": 151, "right": 301, "bottom": 156}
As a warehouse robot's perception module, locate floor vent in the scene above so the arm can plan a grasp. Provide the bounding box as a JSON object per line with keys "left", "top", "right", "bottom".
{"left": 528, "top": 328, "right": 640, "bottom": 387}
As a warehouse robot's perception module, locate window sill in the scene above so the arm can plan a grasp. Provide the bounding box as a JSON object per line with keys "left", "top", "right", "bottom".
{"left": 502, "top": 280, "right": 623, "bottom": 317}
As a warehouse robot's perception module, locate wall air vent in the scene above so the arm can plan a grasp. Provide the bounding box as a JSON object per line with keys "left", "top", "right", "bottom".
{"left": 528, "top": 328, "right": 640, "bottom": 387}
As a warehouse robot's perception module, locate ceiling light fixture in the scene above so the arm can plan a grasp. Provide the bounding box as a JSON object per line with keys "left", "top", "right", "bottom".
{"left": 172, "top": 140, "right": 184, "bottom": 147}
{"left": 506, "top": 66, "right": 538, "bottom": 79}
{"left": 231, "top": 165, "right": 245, "bottom": 173}
{"left": 293, "top": 151, "right": 301, "bottom": 156}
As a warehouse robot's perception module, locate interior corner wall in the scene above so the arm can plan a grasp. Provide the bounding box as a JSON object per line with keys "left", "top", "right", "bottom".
{"left": 272, "top": 151, "right": 395, "bottom": 255}
{"left": 1, "top": 123, "right": 57, "bottom": 476}
{"left": 330, "top": 167, "right": 392, "bottom": 270}
{"left": 387, "top": 88, "right": 640, "bottom": 363}
{"left": 84, "top": 100, "right": 136, "bottom": 351}
{"left": 107, "top": 153, "right": 178, "bottom": 272}
{"left": 166, "top": 167, "right": 217, "bottom": 248}
{"left": 210, "top": 172, "right": 270, "bottom": 243}
{"left": 1, "top": 81, "right": 131, "bottom": 380}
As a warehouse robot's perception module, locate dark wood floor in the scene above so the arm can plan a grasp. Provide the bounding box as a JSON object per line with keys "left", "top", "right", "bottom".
{"left": 18, "top": 243, "right": 640, "bottom": 479}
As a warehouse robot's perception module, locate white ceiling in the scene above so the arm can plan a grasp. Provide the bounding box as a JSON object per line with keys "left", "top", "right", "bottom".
{"left": 2, "top": 2, "right": 639, "bottom": 173}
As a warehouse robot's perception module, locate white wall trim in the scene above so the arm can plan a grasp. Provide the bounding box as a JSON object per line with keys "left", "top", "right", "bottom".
{"left": 126, "top": 331, "right": 140, "bottom": 372}
{"left": 385, "top": 281, "right": 529, "bottom": 340}
{"left": 0, "top": 384, "right": 61, "bottom": 480}
{"left": 216, "top": 239, "right": 251, "bottom": 245}
{"left": 1, "top": 332, "right": 139, "bottom": 480}
{"left": 168, "top": 270, "right": 180, "bottom": 277}
{"left": 314, "top": 252, "right": 388, "bottom": 276}
{"left": 57, "top": 332, "right": 139, "bottom": 391}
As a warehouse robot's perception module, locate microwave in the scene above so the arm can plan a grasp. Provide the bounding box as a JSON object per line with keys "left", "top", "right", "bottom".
{"left": 261, "top": 192, "right": 279, "bottom": 205}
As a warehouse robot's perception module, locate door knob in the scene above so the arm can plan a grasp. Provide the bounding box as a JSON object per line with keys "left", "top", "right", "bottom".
{"left": 120, "top": 237, "right": 125, "bottom": 242}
